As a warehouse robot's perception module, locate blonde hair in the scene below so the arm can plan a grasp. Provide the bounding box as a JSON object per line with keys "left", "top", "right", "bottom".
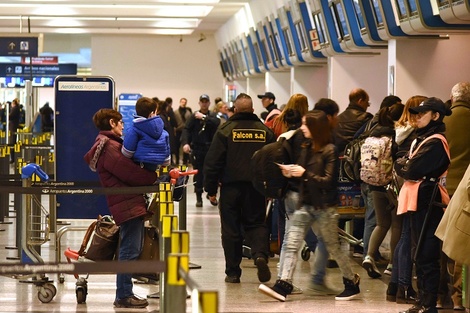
{"left": 273, "top": 93, "right": 309, "bottom": 133}
{"left": 395, "top": 95, "right": 427, "bottom": 127}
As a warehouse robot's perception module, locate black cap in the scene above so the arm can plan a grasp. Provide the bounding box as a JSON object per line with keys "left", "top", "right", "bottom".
{"left": 257, "top": 92, "right": 275, "bottom": 100}
{"left": 409, "top": 97, "right": 452, "bottom": 117}
{"left": 199, "top": 94, "right": 210, "bottom": 101}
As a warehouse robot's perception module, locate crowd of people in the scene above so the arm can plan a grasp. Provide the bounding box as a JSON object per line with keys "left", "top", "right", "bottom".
{"left": 78, "top": 83, "right": 469, "bottom": 311}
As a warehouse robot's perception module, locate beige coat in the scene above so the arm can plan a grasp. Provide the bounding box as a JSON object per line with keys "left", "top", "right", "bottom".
{"left": 435, "top": 163, "right": 470, "bottom": 265}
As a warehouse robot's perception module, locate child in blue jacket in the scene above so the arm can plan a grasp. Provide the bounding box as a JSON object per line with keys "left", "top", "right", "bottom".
{"left": 122, "top": 97, "right": 170, "bottom": 171}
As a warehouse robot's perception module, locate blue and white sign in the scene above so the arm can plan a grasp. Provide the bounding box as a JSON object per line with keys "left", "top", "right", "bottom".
{"left": 118, "top": 93, "right": 142, "bottom": 137}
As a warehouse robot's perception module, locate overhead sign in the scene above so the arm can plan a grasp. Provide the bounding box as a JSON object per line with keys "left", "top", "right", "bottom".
{"left": 0, "top": 63, "right": 77, "bottom": 77}
{"left": 21, "top": 56, "right": 58, "bottom": 65}
{"left": 0, "top": 34, "right": 42, "bottom": 57}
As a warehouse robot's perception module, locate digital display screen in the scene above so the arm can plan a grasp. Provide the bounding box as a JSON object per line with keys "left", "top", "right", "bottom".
{"left": 396, "top": 0, "right": 408, "bottom": 19}
{"left": 371, "top": 0, "right": 384, "bottom": 26}
{"left": 0, "top": 76, "right": 54, "bottom": 88}
{"left": 314, "top": 13, "right": 327, "bottom": 44}
{"left": 336, "top": 3, "right": 350, "bottom": 37}
{"left": 329, "top": 5, "right": 343, "bottom": 40}
{"left": 353, "top": 0, "right": 366, "bottom": 29}
{"left": 408, "top": 0, "right": 418, "bottom": 15}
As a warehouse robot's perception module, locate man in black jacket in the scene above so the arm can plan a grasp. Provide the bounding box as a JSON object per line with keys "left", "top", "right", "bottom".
{"left": 181, "top": 94, "right": 220, "bottom": 207}
{"left": 204, "top": 93, "right": 276, "bottom": 284}
{"left": 334, "top": 88, "right": 373, "bottom": 154}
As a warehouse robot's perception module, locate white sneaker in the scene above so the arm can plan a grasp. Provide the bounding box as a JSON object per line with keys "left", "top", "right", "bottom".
{"left": 291, "top": 284, "right": 303, "bottom": 294}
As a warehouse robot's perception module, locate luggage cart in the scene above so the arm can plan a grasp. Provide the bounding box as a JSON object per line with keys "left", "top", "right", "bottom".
{"left": 19, "top": 163, "right": 57, "bottom": 303}
{"left": 63, "top": 166, "right": 197, "bottom": 304}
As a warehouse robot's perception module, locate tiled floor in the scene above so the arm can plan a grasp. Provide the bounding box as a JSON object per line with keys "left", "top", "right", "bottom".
{"left": 0, "top": 184, "right": 467, "bottom": 313}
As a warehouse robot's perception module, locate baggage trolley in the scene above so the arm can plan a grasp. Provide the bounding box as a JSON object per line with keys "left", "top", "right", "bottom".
{"left": 19, "top": 163, "right": 57, "bottom": 303}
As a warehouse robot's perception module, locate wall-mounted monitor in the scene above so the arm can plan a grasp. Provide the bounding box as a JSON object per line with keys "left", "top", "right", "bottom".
{"left": 0, "top": 76, "right": 55, "bottom": 88}
{"left": 352, "top": 0, "right": 367, "bottom": 30}
{"left": 371, "top": 0, "right": 385, "bottom": 28}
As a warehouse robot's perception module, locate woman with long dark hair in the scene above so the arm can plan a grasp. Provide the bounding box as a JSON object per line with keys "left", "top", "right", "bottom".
{"left": 259, "top": 110, "right": 360, "bottom": 302}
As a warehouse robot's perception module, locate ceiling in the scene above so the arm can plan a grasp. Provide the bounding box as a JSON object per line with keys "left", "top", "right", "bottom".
{"left": 0, "top": 0, "right": 250, "bottom": 36}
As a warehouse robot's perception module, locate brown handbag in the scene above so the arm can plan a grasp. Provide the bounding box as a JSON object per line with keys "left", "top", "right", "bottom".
{"left": 78, "top": 215, "right": 120, "bottom": 261}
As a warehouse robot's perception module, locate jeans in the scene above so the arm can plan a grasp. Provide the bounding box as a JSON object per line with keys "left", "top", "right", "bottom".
{"left": 116, "top": 216, "right": 145, "bottom": 300}
{"left": 279, "top": 203, "right": 354, "bottom": 282}
{"left": 361, "top": 183, "right": 377, "bottom": 259}
{"left": 391, "top": 213, "right": 412, "bottom": 287}
{"left": 279, "top": 191, "right": 328, "bottom": 284}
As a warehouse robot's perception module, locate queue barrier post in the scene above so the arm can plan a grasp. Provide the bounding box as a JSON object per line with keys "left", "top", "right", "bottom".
{"left": 160, "top": 214, "right": 178, "bottom": 313}
{"left": 166, "top": 253, "right": 189, "bottom": 313}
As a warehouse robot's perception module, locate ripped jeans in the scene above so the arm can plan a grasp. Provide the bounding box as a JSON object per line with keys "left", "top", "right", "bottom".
{"left": 278, "top": 202, "right": 355, "bottom": 283}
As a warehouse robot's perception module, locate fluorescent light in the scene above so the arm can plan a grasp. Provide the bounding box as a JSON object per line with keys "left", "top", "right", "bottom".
{"left": 4, "top": 27, "right": 196, "bottom": 35}
{"left": 0, "top": 4, "right": 214, "bottom": 18}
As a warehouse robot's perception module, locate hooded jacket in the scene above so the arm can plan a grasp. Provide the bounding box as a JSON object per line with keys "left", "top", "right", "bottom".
{"left": 122, "top": 115, "right": 170, "bottom": 166}
{"left": 84, "top": 131, "right": 158, "bottom": 225}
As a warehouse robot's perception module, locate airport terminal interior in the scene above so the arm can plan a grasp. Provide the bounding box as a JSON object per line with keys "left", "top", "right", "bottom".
{"left": 1, "top": 0, "right": 470, "bottom": 312}
{"left": 0, "top": 181, "right": 465, "bottom": 313}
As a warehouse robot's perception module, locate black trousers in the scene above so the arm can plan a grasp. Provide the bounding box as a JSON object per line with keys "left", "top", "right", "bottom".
{"left": 191, "top": 151, "right": 206, "bottom": 194}
{"left": 410, "top": 188, "right": 444, "bottom": 308}
{"left": 219, "top": 182, "right": 270, "bottom": 277}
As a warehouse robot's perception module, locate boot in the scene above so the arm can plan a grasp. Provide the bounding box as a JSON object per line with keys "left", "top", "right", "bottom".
{"left": 335, "top": 273, "right": 360, "bottom": 301}
{"left": 396, "top": 284, "right": 418, "bottom": 304}
{"left": 386, "top": 282, "right": 398, "bottom": 302}
{"left": 196, "top": 192, "right": 203, "bottom": 207}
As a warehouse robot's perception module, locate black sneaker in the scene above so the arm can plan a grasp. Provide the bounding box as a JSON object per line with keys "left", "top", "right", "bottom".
{"left": 224, "top": 275, "right": 240, "bottom": 283}
{"left": 195, "top": 201, "right": 203, "bottom": 207}
{"left": 255, "top": 257, "right": 271, "bottom": 282}
{"left": 113, "top": 295, "right": 149, "bottom": 308}
{"left": 335, "top": 273, "right": 360, "bottom": 301}
{"left": 258, "top": 279, "right": 293, "bottom": 302}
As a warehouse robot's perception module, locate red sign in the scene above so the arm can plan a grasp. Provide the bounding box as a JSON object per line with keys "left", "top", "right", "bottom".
{"left": 21, "top": 56, "right": 58, "bottom": 65}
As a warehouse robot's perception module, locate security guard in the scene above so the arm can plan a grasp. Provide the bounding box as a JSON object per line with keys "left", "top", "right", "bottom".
{"left": 181, "top": 94, "right": 220, "bottom": 207}
{"left": 203, "top": 93, "right": 276, "bottom": 284}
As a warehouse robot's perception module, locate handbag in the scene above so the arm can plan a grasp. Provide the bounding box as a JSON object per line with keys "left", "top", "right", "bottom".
{"left": 78, "top": 215, "right": 120, "bottom": 261}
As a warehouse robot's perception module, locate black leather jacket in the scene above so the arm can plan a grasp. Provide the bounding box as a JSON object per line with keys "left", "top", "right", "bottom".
{"left": 298, "top": 142, "right": 339, "bottom": 208}
{"left": 335, "top": 103, "right": 373, "bottom": 154}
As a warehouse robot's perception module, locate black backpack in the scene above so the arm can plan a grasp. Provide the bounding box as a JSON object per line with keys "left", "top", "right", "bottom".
{"left": 250, "top": 137, "right": 294, "bottom": 198}
{"left": 340, "top": 121, "right": 377, "bottom": 182}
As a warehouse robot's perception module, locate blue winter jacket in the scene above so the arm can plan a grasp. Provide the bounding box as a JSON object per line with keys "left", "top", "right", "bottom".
{"left": 122, "top": 115, "right": 170, "bottom": 166}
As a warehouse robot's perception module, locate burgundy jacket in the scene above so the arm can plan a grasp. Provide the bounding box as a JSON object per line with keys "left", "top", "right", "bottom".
{"left": 84, "top": 131, "right": 158, "bottom": 225}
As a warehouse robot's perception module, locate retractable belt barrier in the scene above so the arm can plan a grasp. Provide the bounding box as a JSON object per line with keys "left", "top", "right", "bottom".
{"left": 0, "top": 183, "right": 160, "bottom": 195}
